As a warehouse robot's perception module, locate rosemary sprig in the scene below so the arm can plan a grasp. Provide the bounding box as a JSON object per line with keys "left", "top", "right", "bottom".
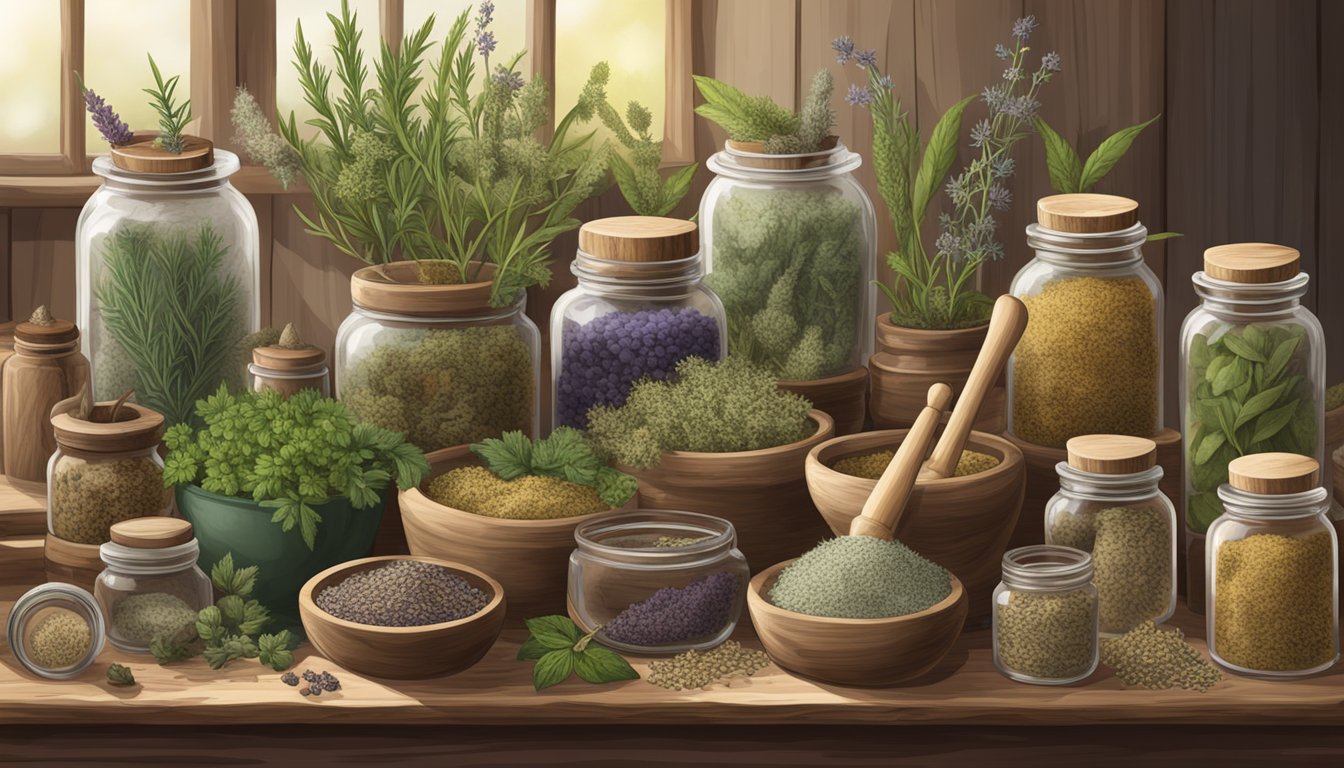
{"left": 143, "top": 54, "right": 192, "bottom": 153}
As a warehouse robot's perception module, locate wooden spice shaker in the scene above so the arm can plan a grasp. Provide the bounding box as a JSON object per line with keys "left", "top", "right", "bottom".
{"left": 2, "top": 308, "right": 90, "bottom": 482}
{"left": 0, "top": 320, "right": 16, "bottom": 474}
{"left": 249, "top": 323, "right": 329, "bottom": 397}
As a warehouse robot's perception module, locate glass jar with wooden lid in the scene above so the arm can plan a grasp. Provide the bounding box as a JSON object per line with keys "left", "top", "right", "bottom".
{"left": 550, "top": 217, "right": 727, "bottom": 430}
{"left": 2, "top": 307, "right": 91, "bottom": 483}
{"left": 1009, "top": 194, "right": 1162, "bottom": 448}
{"left": 95, "top": 517, "right": 213, "bottom": 653}
{"left": 1206, "top": 453, "right": 1338, "bottom": 678}
{"left": 249, "top": 323, "right": 330, "bottom": 398}
{"left": 1044, "top": 434, "right": 1176, "bottom": 635}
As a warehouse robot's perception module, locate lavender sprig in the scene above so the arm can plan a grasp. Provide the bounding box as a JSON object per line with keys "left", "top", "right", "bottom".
{"left": 79, "top": 76, "right": 134, "bottom": 147}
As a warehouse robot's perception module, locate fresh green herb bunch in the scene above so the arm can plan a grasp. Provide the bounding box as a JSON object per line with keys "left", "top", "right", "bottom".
{"left": 585, "top": 357, "right": 814, "bottom": 469}
{"left": 518, "top": 615, "right": 639, "bottom": 691}
{"left": 143, "top": 54, "right": 192, "bottom": 154}
{"left": 692, "top": 69, "right": 835, "bottom": 154}
{"left": 471, "top": 428, "right": 637, "bottom": 508}
{"left": 162, "top": 387, "right": 430, "bottom": 548}
{"left": 600, "top": 99, "right": 697, "bottom": 216}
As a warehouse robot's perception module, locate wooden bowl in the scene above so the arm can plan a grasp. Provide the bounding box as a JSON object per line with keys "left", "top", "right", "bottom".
{"left": 804, "top": 429, "right": 1023, "bottom": 621}
{"left": 298, "top": 555, "right": 505, "bottom": 680}
{"left": 746, "top": 558, "right": 967, "bottom": 686}
{"left": 400, "top": 445, "right": 632, "bottom": 622}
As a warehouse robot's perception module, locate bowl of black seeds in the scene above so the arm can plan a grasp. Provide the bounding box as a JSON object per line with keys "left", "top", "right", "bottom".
{"left": 299, "top": 555, "right": 506, "bottom": 679}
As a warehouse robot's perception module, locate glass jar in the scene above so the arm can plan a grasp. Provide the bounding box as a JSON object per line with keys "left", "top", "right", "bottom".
{"left": 336, "top": 262, "right": 540, "bottom": 453}
{"left": 48, "top": 399, "right": 170, "bottom": 545}
{"left": 1, "top": 310, "right": 91, "bottom": 483}
{"left": 1180, "top": 244, "right": 1329, "bottom": 537}
{"left": 96, "top": 517, "right": 213, "bottom": 653}
{"left": 550, "top": 217, "right": 726, "bottom": 429}
{"left": 568, "top": 510, "right": 750, "bottom": 654}
{"left": 1009, "top": 194, "right": 1162, "bottom": 448}
{"left": 1207, "top": 453, "right": 1338, "bottom": 678}
{"left": 75, "top": 148, "right": 261, "bottom": 426}
{"left": 1044, "top": 435, "right": 1177, "bottom": 634}
{"left": 699, "top": 141, "right": 875, "bottom": 382}
{"left": 993, "top": 544, "right": 1099, "bottom": 685}
{"left": 249, "top": 342, "right": 330, "bottom": 398}
{"left": 7, "top": 582, "right": 106, "bottom": 680}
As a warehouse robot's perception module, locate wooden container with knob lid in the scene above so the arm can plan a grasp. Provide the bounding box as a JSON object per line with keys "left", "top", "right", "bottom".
{"left": 2, "top": 308, "right": 90, "bottom": 483}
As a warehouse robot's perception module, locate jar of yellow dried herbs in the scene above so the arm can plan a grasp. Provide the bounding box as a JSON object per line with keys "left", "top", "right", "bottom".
{"left": 1009, "top": 194, "right": 1162, "bottom": 448}
{"left": 1207, "top": 453, "right": 1338, "bottom": 678}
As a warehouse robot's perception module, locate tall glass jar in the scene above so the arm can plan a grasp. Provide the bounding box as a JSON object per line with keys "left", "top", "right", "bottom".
{"left": 1009, "top": 194, "right": 1162, "bottom": 448}
{"left": 993, "top": 544, "right": 1099, "bottom": 685}
{"left": 568, "top": 510, "right": 750, "bottom": 655}
{"left": 75, "top": 146, "right": 261, "bottom": 426}
{"left": 1044, "top": 435, "right": 1176, "bottom": 635}
{"left": 1180, "top": 244, "right": 1328, "bottom": 537}
{"left": 336, "top": 261, "right": 540, "bottom": 453}
{"left": 551, "top": 217, "right": 726, "bottom": 430}
{"left": 96, "top": 517, "right": 213, "bottom": 653}
{"left": 1207, "top": 454, "right": 1338, "bottom": 678}
{"left": 699, "top": 140, "right": 875, "bottom": 383}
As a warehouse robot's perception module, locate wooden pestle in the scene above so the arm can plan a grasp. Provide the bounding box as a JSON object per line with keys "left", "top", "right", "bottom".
{"left": 920, "top": 295, "right": 1029, "bottom": 480}
{"left": 849, "top": 383, "right": 953, "bottom": 541}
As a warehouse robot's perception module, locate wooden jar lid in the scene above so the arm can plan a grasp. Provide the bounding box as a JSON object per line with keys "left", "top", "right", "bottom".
{"left": 254, "top": 345, "right": 326, "bottom": 370}
{"left": 579, "top": 217, "right": 699, "bottom": 263}
{"left": 50, "top": 400, "right": 165, "bottom": 452}
{"left": 110, "top": 134, "right": 214, "bottom": 174}
{"left": 1228, "top": 453, "right": 1319, "bottom": 494}
{"left": 726, "top": 135, "right": 840, "bottom": 170}
{"left": 1065, "top": 434, "right": 1157, "bottom": 474}
{"left": 1203, "top": 243, "right": 1300, "bottom": 283}
{"left": 110, "top": 517, "right": 195, "bottom": 549}
{"left": 350, "top": 261, "right": 499, "bottom": 318}
{"left": 15, "top": 316, "right": 78, "bottom": 345}
{"left": 1037, "top": 194, "right": 1140, "bottom": 233}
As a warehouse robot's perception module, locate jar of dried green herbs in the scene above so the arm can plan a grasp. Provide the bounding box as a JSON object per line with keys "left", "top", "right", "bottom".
{"left": 1008, "top": 194, "right": 1162, "bottom": 448}
{"left": 1044, "top": 435, "right": 1176, "bottom": 635}
{"left": 993, "top": 545, "right": 1099, "bottom": 685}
{"left": 95, "top": 517, "right": 213, "bottom": 653}
{"left": 1207, "top": 454, "right": 1338, "bottom": 678}
{"left": 7, "top": 582, "right": 106, "bottom": 680}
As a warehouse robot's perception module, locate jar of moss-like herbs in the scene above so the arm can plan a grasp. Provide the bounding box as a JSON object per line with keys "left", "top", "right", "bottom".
{"left": 1045, "top": 435, "right": 1176, "bottom": 635}
{"left": 7, "top": 582, "right": 106, "bottom": 680}
{"left": 1207, "top": 454, "right": 1338, "bottom": 678}
{"left": 1009, "top": 194, "right": 1162, "bottom": 448}
{"left": 993, "top": 545, "right": 1099, "bottom": 685}
{"left": 95, "top": 518, "right": 213, "bottom": 653}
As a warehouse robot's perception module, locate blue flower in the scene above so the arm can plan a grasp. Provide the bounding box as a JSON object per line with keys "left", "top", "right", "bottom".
{"left": 845, "top": 84, "right": 874, "bottom": 106}
{"left": 994, "top": 43, "right": 1011, "bottom": 60}
{"left": 476, "top": 30, "right": 496, "bottom": 58}
{"left": 1012, "top": 15, "right": 1038, "bottom": 42}
{"left": 991, "top": 156, "right": 1016, "bottom": 179}
{"left": 1003, "top": 96, "right": 1040, "bottom": 120}
{"left": 855, "top": 49, "right": 879, "bottom": 69}
{"left": 981, "top": 84, "right": 1008, "bottom": 112}
{"left": 876, "top": 74, "right": 894, "bottom": 90}
{"left": 832, "top": 35, "right": 855, "bottom": 64}
{"left": 969, "top": 119, "right": 992, "bottom": 148}
{"left": 1003, "top": 66, "right": 1023, "bottom": 82}
{"left": 988, "top": 185, "right": 1013, "bottom": 211}
{"left": 1041, "top": 51, "right": 1062, "bottom": 72}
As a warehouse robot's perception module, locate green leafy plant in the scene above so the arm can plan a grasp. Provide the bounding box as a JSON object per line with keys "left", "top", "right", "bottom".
{"left": 600, "top": 99, "right": 697, "bottom": 216}
{"left": 162, "top": 387, "right": 430, "bottom": 549}
{"left": 106, "top": 663, "right": 136, "bottom": 687}
{"left": 143, "top": 54, "right": 192, "bottom": 153}
{"left": 471, "top": 428, "right": 637, "bottom": 508}
{"left": 692, "top": 69, "right": 835, "bottom": 154}
{"left": 517, "top": 615, "right": 639, "bottom": 691}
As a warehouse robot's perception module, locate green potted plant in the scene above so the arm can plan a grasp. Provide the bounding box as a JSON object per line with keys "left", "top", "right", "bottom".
{"left": 163, "top": 387, "right": 429, "bottom": 625}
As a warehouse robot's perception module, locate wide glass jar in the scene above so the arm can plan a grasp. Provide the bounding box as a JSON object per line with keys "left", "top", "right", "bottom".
{"left": 8, "top": 582, "right": 106, "bottom": 680}
{"left": 993, "top": 544, "right": 1099, "bottom": 685}
{"left": 75, "top": 147, "right": 261, "bottom": 426}
{"left": 1181, "top": 244, "right": 1329, "bottom": 537}
{"left": 337, "top": 262, "right": 540, "bottom": 453}
{"left": 551, "top": 216, "right": 726, "bottom": 429}
{"left": 1, "top": 309, "right": 90, "bottom": 483}
{"left": 1009, "top": 194, "right": 1162, "bottom": 448}
{"left": 699, "top": 140, "right": 875, "bottom": 382}
{"left": 1207, "top": 454, "right": 1338, "bottom": 678}
{"left": 48, "top": 399, "right": 170, "bottom": 545}
{"left": 96, "top": 517, "right": 213, "bottom": 653}
{"left": 1044, "top": 435, "right": 1176, "bottom": 634}
{"left": 568, "top": 510, "right": 750, "bottom": 655}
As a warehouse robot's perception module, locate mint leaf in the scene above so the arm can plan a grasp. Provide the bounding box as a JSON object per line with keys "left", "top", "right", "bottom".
{"left": 210, "top": 553, "right": 237, "bottom": 594}
{"left": 1077, "top": 114, "right": 1159, "bottom": 192}
{"left": 525, "top": 615, "right": 581, "bottom": 650}
{"left": 1222, "top": 333, "right": 1267, "bottom": 363}
{"left": 1234, "top": 381, "right": 1290, "bottom": 429}
{"left": 258, "top": 630, "right": 295, "bottom": 671}
{"left": 532, "top": 649, "right": 577, "bottom": 691}
{"left": 1034, "top": 116, "right": 1082, "bottom": 193}
{"left": 1194, "top": 430, "right": 1226, "bottom": 465}
{"left": 1251, "top": 401, "right": 1298, "bottom": 444}
{"left": 573, "top": 645, "right": 640, "bottom": 685}
{"left": 517, "top": 637, "right": 551, "bottom": 661}
{"left": 471, "top": 431, "right": 534, "bottom": 480}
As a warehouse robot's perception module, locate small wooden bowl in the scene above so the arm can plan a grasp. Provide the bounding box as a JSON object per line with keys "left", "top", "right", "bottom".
{"left": 746, "top": 558, "right": 968, "bottom": 686}
{"left": 298, "top": 555, "right": 506, "bottom": 680}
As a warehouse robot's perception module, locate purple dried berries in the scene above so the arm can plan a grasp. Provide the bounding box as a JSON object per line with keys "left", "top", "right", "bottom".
{"left": 281, "top": 671, "right": 299, "bottom": 686}
{"left": 602, "top": 571, "right": 741, "bottom": 647}
{"left": 293, "top": 669, "right": 341, "bottom": 697}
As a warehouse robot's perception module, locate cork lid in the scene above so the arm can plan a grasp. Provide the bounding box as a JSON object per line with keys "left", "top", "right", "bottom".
{"left": 1065, "top": 434, "right": 1157, "bottom": 475}
{"left": 50, "top": 399, "right": 165, "bottom": 453}
{"left": 1037, "top": 194, "right": 1140, "bottom": 234}
{"left": 110, "top": 133, "right": 214, "bottom": 174}
{"left": 253, "top": 323, "right": 326, "bottom": 370}
{"left": 14, "top": 306, "right": 78, "bottom": 344}
{"left": 110, "top": 517, "right": 195, "bottom": 549}
{"left": 1203, "top": 243, "right": 1300, "bottom": 284}
{"left": 1228, "top": 453, "right": 1319, "bottom": 495}
{"left": 579, "top": 217, "right": 699, "bottom": 263}
{"left": 350, "top": 261, "right": 500, "bottom": 317}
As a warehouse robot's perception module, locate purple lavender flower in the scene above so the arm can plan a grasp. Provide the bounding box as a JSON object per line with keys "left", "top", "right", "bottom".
{"left": 1003, "top": 95, "right": 1040, "bottom": 120}
{"left": 845, "top": 84, "right": 875, "bottom": 107}
{"left": 831, "top": 35, "right": 855, "bottom": 64}
{"left": 981, "top": 84, "right": 1007, "bottom": 112}
{"left": 477, "top": 0, "right": 494, "bottom": 27}
{"left": 988, "top": 184, "right": 1013, "bottom": 211}
{"left": 602, "top": 572, "right": 742, "bottom": 647}
{"left": 81, "top": 85, "right": 133, "bottom": 147}
{"left": 969, "top": 119, "right": 992, "bottom": 148}
{"left": 1012, "top": 15, "right": 1038, "bottom": 42}
{"left": 1041, "top": 51, "right": 1062, "bottom": 73}
{"left": 994, "top": 43, "right": 1011, "bottom": 60}
{"left": 492, "top": 65, "right": 524, "bottom": 91}
{"left": 476, "top": 30, "right": 496, "bottom": 58}
{"left": 991, "top": 156, "right": 1016, "bottom": 179}
{"left": 1003, "top": 66, "right": 1023, "bottom": 82}
{"left": 876, "top": 74, "right": 894, "bottom": 91}
{"left": 855, "top": 48, "right": 878, "bottom": 69}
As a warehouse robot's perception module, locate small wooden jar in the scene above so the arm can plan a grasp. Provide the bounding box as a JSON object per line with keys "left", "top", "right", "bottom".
{"left": 2, "top": 312, "right": 90, "bottom": 483}
{"left": 249, "top": 343, "right": 330, "bottom": 398}
{"left": 0, "top": 321, "right": 17, "bottom": 475}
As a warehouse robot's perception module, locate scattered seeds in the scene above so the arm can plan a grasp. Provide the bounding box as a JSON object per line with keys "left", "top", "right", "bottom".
{"left": 291, "top": 669, "right": 341, "bottom": 697}
{"left": 831, "top": 449, "right": 1000, "bottom": 479}
{"left": 281, "top": 671, "right": 299, "bottom": 686}
{"left": 1101, "top": 621, "right": 1221, "bottom": 692}
{"left": 995, "top": 588, "right": 1096, "bottom": 681}
{"left": 647, "top": 641, "right": 771, "bottom": 691}
{"left": 768, "top": 536, "right": 952, "bottom": 619}
{"left": 28, "top": 611, "right": 92, "bottom": 669}
{"left": 316, "top": 560, "right": 491, "bottom": 627}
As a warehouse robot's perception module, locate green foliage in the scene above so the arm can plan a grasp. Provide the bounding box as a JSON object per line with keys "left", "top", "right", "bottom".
{"left": 692, "top": 72, "right": 835, "bottom": 154}
{"left": 1327, "top": 382, "right": 1344, "bottom": 412}
{"left": 106, "top": 663, "right": 136, "bottom": 687}
{"left": 162, "top": 387, "right": 430, "bottom": 549}
{"left": 471, "top": 427, "right": 637, "bottom": 508}
{"left": 600, "top": 100, "right": 697, "bottom": 216}
{"left": 96, "top": 222, "right": 246, "bottom": 427}
{"left": 232, "top": 87, "right": 301, "bottom": 189}
{"left": 143, "top": 54, "right": 192, "bottom": 153}
{"left": 518, "top": 615, "right": 639, "bottom": 691}
{"left": 585, "top": 357, "right": 814, "bottom": 469}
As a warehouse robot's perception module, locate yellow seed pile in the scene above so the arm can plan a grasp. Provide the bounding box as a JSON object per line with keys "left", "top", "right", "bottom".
{"left": 653, "top": 536, "right": 707, "bottom": 548}
{"left": 1012, "top": 276, "right": 1159, "bottom": 448}
{"left": 50, "top": 458, "right": 171, "bottom": 544}
{"left": 28, "top": 611, "right": 92, "bottom": 669}
{"left": 425, "top": 466, "right": 610, "bottom": 520}
{"left": 1050, "top": 506, "right": 1173, "bottom": 633}
{"left": 995, "top": 589, "right": 1096, "bottom": 680}
{"left": 1214, "top": 531, "right": 1336, "bottom": 672}
{"left": 1101, "top": 621, "right": 1221, "bottom": 692}
{"left": 831, "top": 449, "right": 1000, "bottom": 480}
{"left": 646, "top": 641, "right": 771, "bottom": 691}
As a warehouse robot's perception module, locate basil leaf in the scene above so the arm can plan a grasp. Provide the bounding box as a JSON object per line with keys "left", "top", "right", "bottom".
{"left": 1264, "top": 335, "right": 1300, "bottom": 383}
{"left": 532, "top": 649, "right": 577, "bottom": 691}
{"left": 1078, "top": 114, "right": 1160, "bottom": 192}
{"left": 1235, "top": 381, "right": 1289, "bottom": 429}
{"left": 1194, "top": 430, "right": 1226, "bottom": 465}
{"left": 1251, "top": 401, "right": 1298, "bottom": 444}
{"left": 1244, "top": 324, "right": 1269, "bottom": 357}
{"left": 1205, "top": 354, "right": 1231, "bottom": 384}
{"left": 1035, "top": 116, "right": 1083, "bottom": 193}
{"left": 1222, "top": 333, "right": 1266, "bottom": 363}
{"left": 517, "top": 637, "right": 551, "bottom": 661}
{"left": 573, "top": 645, "right": 640, "bottom": 685}
{"left": 911, "top": 94, "right": 975, "bottom": 230}
{"left": 525, "top": 615, "right": 582, "bottom": 650}
{"left": 1212, "top": 360, "right": 1244, "bottom": 396}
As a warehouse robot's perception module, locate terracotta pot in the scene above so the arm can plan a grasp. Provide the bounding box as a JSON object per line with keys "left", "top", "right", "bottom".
{"left": 623, "top": 411, "right": 836, "bottom": 572}
{"left": 868, "top": 315, "right": 1004, "bottom": 433}
{"left": 778, "top": 366, "right": 868, "bottom": 436}
{"left": 804, "top": 429, "right": 1023, "bottom": 621}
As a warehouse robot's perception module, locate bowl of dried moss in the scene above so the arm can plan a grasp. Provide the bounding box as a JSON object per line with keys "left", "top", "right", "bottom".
{"left": 804, "top": 428, "right": 1024, "bottom": 622}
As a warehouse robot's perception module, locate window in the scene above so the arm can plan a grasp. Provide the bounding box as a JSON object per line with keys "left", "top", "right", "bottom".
{"left": 556, "top": 0, "right": 665, "bottom": 142}
{"left": 275, "top": 0, "right": 380, "bottom": 141}
{"left": 0, "top": 3, "right": 63, "bottom": 156}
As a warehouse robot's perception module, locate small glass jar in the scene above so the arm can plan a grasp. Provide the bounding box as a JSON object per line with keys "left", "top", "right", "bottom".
{"left": 1207, "top": 454, "right": 1338, "bottom": 678}
{"left": 1180, "top": 244, "right": 1329, "bottom": 537}
{"left": 993, "top": 545, "right": 1099, "bottom": 685}
{"left": 336, "top": 262, "right": 540, "bottom": 453}
{"left": 1009, "top": 194, "right": 1163, "bottom": 448}
{"left": 96, "top": 517, "right": 213, "bottom": 653}
{"left": 699, "top": 140, "right": 875, "bottom": 382}
{"left": 7, "top": 582, "right": 106, "bottom": 680}
{"left": 568, "top": 510, "right": 750, "bottom": 655}
{"left": 1044, "top": 435, "right": 1177, "bottom": 634}
{"left": 249, "top": 342, "right": 330, "bottom": 397}
{"left": 1, "top": 310, "right": 91, "bottom": 482}
{"left": 550, "top": 217, "right": 726, "bottom": 429}
{"left": 48, "top": 400, "right": 170, "bottom": 545}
